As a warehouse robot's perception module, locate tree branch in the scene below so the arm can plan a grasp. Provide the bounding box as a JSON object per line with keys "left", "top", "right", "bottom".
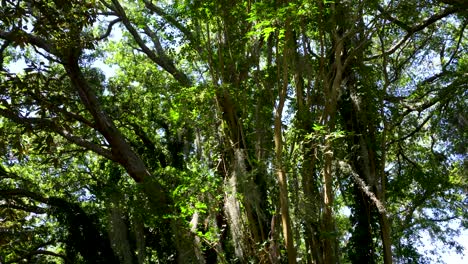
{"left": 0, "top": 203, "right": 48, "bottom": 214}
{"left": 95, "top": 18, "right": 122, "bottom": 41}
{"left": 109, "top": 0, "right": 192, "bottom": 86}
{"left": 0, "top": 39, "right": 11, "bottom": 71}
{"left": 0, "top": 188, "right": 49, "bottom": 204}
{"left": 23, "top": 84, "right": 97, "bottom": 129}
{"left": 57, "top": 129, "right": 115, "bottom": 161}
{"left": 0, "top": 29, "right": 55, "bottom": 55}
{"left": 339, "top": 161, "right": 388, "bottom": 215}
{"left": 443, "top": 20, "right": 466, "bottom": 70}
{"left": 142, "top": 0, "right": 198, "bottom": 45}
{"left": 0, "top": 106, "right": 115, "bottom": 161}
{"left": 366, "top": 6, "right": 459, "bottom": 60}
{"left": 387, "top": 113, "right": 432, "bottom": 147}
{"left": 377, "top": 5, "right": 412, "bottom": 31}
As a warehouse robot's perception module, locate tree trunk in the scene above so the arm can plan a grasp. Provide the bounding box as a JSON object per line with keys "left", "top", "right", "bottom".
{"left": 224, "top": 149, "right": 249, "bottom": 261}
{"left": 380, "top": 213, "right": 393, "bottom": 264}
{"left": 322, "top": 146, "right": 335, "bottom": 264}
{"left": 273, "top": 42, "right": 296, "bottom": 262}
{"left": 65, "top": 58, "right": 169, "bottom": 212}
{"left": 64, "top": 55, "right": 205, "bottom": 263}
{"left": 108, "top": 192, "right": 133, "bottom": 264}
{"left": 216, "top": 87, "right": 272, "bottom": 261}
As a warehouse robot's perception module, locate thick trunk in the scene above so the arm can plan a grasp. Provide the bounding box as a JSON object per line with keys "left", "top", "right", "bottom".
{"left": 65, "top": 59, "right": 168, "bottom": 212}
{"left": 319, "top": 7, "right": 344, "bottom": 258}
{"left": 172, "top": 218, "right": 204, "bottom": 264}
{"left": 64, "top": 57, "right": 207, "bottom": 262}
{"left": 216, "top": 92, "right": 249, "bottom": 261}
{"left": 65, "top": 60, "right": 152, "bottom": 183}
{"left": 301, "top": 151, "right": 323, "bottom": 264}
{"left": 339, "top": 73, "right": 393, "bottom": 263}
{"left": 320, "top": 69, "right": 341, "bottom": 264}
{"left": 216, "top": 88, "right": 272, "bottom": 261}
{"left": 132, "top": 215, "right": 146, "bottom": 264}
{"left": 189, "top": 212, "right": 206, "bottom": 264}
{"left": 108, "top": 193, "right": 133, "bottom": 264}
{"left": 380, "top": 213, "right": 393, "bottom": 264}
{"left": 224, "top": 149, "right": 249, "bottom": 261}
{"left": 352, "top": 186, "right": 376, "bottom": 264}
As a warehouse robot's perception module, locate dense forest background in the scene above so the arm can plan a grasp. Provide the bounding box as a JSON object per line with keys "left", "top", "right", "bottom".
{"left": 0, "top": 0, "right": 467, "bottom": 263}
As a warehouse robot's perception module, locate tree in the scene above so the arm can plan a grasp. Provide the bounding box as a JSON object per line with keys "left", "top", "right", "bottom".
{"left": 1, "top": 0, "right": 466, "bottom": 263}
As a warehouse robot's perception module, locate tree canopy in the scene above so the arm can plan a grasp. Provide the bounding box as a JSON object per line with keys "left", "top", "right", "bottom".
{"left": 0, "top": 0, "right": 467, "bottom": 263}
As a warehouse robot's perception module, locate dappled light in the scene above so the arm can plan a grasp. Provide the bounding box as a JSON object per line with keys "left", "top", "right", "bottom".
{"left": 0, "top": 0, "right": 466, "bottom": 263}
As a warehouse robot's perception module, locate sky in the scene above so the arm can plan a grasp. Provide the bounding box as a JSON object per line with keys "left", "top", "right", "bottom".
{"left": 422, "top": 229, "right": 467, "bottom": 263}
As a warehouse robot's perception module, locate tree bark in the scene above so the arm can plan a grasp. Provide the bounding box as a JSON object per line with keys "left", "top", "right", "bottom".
{"left": 108, "top": 192, "right": 133, "bottom": 264}
{"left": 322, "top": 146, "right": 335, "bottom": 264}
{"left": 64, "top": 58, "right": 169, "bottom": 211}
{"left": 273, "top": 31, "right": 296, "bottom": 262}
{"left": 380, "top": 213, "right": 393, "bottom": 264}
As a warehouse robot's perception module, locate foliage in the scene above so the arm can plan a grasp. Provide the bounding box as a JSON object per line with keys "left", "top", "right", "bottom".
{"left": 0, "top": 0, "right": 466, "bottom": 263}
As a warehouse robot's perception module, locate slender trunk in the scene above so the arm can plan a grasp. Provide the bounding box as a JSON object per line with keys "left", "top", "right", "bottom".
{"left": 380, "top": 105, "right": 393, "bottom": 264}
{"left": 320, "top": 56, "right": 341, "bottom": 264}
{"left": 274, "top": 112, "right": 296, "bottom": 263}
{"left": 378, "top": 151, "right": 392, "bottom": 264}
{"left": 273, "top": 33, "right": 296, "bottom": 262}
{"left": 301, "top": 148, "right": 323, "bottom": 264}
{"left": 319, "top": 2, "right": 344, "bottom": 258}
{"left": 322, "top": 145, "right": 335, "bottom": 264}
